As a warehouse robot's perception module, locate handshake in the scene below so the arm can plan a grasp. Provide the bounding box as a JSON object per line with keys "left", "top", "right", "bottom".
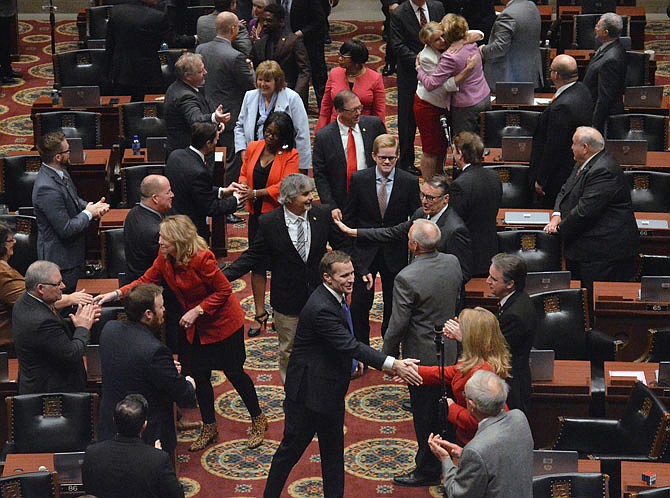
{"left": 388, "top": 358, "right": 423, "bottom": 386}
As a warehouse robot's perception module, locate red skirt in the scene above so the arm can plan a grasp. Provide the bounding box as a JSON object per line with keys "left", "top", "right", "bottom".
{"left": 414, "top": 94, "right": 448, "bottom": 155}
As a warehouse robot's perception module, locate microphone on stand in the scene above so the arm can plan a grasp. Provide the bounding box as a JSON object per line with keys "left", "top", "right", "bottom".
{"left": 439, "top": 115, "right": 451, "bottom": 147}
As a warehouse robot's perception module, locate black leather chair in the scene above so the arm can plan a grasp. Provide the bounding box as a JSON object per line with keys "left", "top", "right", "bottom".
{"left": 53, "top": 49, "right": 111, "bottom": 94}
{"left": 184, "top": 5, "right": 214, "bottom": 35}
{"left": 638, "top": 254, "right": 670, "bottom": 278}
{"left": 86, "top": 5, "right": 113, "bottom": 48}
{"left": 90, "top": 306, "right": 126, "bottom": 344}
{"left": 626, "top": 51, "right": 652, "bottom": 87}
{"left": 626, "top": 486, "right": 670, "bottom": 498}
{"left": 484, "top": 164, "right": 531, "bottom": 208}
{"left": 33, "top": 111, "right": 102, "bottom": 150}
{"left": 0, "top": 472, "right": 60, "bottom": 498}
{"left": 0, "top": 215, "right": 38, "bottom": 276}
{"left": 573, "top": 14, "right": 629, "bottom": 49}
{"left": 635, "top": 328, "right": 670, "bottom": 363}
{"left": 538, "top": 46, "right": 555, "bottom": 92}
{"left": 5, "top": 392, "right": 99, "bottom": 454}
{"left": 606, "top": 114, "right": 668, "bottom": 152}
{"left": 0, "top": 155, "right": 41, "bottom": 211}
{"left": 101, "top": 228, "right": 126, "bottom": 280}
{"left": 479, "top": 110, "right": 541, "bottom": 148}
{"left": 120, "top": 164, "right": 165, "bottom": 207}
{"left": 497, "top": 230, "right": 563, "bottom": 272}
{"left": 623, "top": 171, "right": 670, "bottom": 212}
{"left": 119, "top": 102, "right": 167, "bottom": 151}
{"left": 159, "top": 49, "right": 187, "bottom": 92}
{"left": 533, "top": 473, "right": 609, "bottom": 498}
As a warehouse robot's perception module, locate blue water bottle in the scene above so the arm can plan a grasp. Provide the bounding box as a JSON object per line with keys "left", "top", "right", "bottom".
{"left": 132, "top": 135, "right": 141, "bottom": 156}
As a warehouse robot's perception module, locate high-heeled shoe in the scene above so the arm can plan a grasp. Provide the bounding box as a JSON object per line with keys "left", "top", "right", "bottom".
{"left": 248, "top": 311, "right": 269, "bottom": 338}
{"left": 247, "top": 412, "right": 268, "bottom": 449}
{"left": 189, "top": 422, "right": 218, "bottom": 451}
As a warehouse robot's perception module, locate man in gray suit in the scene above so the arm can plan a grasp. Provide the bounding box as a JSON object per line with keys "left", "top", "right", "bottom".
{"left": 197, "top": 0, "right": 253, "bottom": 55}
{"left": 428, "top": 370, "right": 533, "bottom": 498}
{"left": 480, "top": 0, "right": 543, "bottom": 91}
{"left": 384, "top": 219, "right": 462, "bottom": 487}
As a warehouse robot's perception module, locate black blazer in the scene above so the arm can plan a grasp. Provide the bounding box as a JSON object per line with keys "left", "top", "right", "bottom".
{"left": 123, "top": 204, "right": 163, "bottom": 282}
{"left": 555, "top": 150, "right": 639, "bottom": 262}
{"left": 443, "top": 0, "right": 496, "bottom": 39}
{"left": 312, "top": 115, "right": 387, "bottom": 210}
{"left": 164, "top": 79, "right": 214, "bottom": 156}
{"left": 12, "top": 292, "right": 89, "bottom": 394}
{"left": 82, "top": 435, "right": 184, "bottom": 498}
{"left": 165, "top": 147, "right": 237, "bottom": 239}
{"left": 224, "top": 204, "right": 346, "bottom": 316}
{"left": 288, "top": 0, "right": 328, "bottom": 40}
{"left": 499, "top": 290, "right": 536, "bottom": 414}
{"left": 450, "top": 165, "right": 502, "bottom": 276}
{"left": 582, "top": 39, "right": 626, "bottom": 133}
{"left": 343, "top": 167, "right": 420, "bottom": 275}
{"left": 284, "top": 284, "right": 388, "bottom": 414}
{"left": 530, "top": 82, "right": 593, "bottom": 207}
{"left": 98, "top": 320, "right": 196, "bottom": 454}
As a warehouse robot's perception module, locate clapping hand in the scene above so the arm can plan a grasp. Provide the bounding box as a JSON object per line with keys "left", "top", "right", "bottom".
{"left": 443, "top": 318, "right": 462, "bottom": 342}
{"left": 428, "top": 432, "right": 463, "bottom": 461}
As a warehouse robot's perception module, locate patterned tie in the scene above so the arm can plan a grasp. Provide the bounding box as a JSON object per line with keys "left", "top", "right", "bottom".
{"left": 378, "top": 177, "right": 388, "bottom": 218}
{"left": 282, "top": 0, "right": 292, "bottom": 31}
{"left": 418, "top": 6, "right": 427, "bottom": 27}
{"left": 341, "top": 299, "right": 358, "bottom": 374}
{"left": 295, "top": 217, "right": 307, "bottom": 262}
{"left": 63, "top": 173, "right": 78, "bottom": 200}
{"left": 346, "top": 127, "right": 357, "bottom": 190}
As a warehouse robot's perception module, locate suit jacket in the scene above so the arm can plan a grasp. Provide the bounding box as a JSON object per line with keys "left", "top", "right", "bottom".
{"left": 288, "top": 0, "right": 327, "bottom": 41}
{"left": 284, "top": 284, "right": 388, "bottom": 414}
{"left": 12, "top": 292, "right": 89, "bottom": 394}
{"left": 481, "top": 0, "right": 543, "bottom": 90}
{"left": 442, "top": 410, "right": 533, "bottom": 498}
{"left": 32, "top": 165, "right": 89, "bottom": 271}
{"left": 224, "top": 204, "right": 345, "bottom": 316}
{"left": 250, "top": 31, "right": 311, "bottom": 103}
{"left": 450, "top": 165, "right": 502, "bottom": 276}
{"left": 98, "top": 320, "right": 196, "bottom": 454}
{"left": 383, "top": 251, "right": 461, "bottom": 366}
{"left": 82, "top": 435, "right": 184, "bottom": 498}
{"left": 443, "top": 0, "right": 496, "bottom": 40}
{"left": 123, "top": 203, "right": 163, "bottom": 282}
{"left": 499, "top": 291, "right": 536, "bottom": 413}
{"left": 196, "top": 15, "right": 252, "bottom": 55}
{"left": 312, "top": 116, "right": 387, "bottom": 210}
{"left": 389, "top": 0, "right": 445, "bottom": 92}
{"left": 106, "top": 3, "right": 194, "bottom": 89}
{"left": 357, "top": 205, "right": 473, "bottom": 282}
{"left": 583, "top": 39, "right": 626, "bottom": 133}
{"left": 555, "top": 149, "right": 639, "bottom": 262}
{"left": 196, "top": 36, "right": 255, "bottom": 127}
{"left": 343, "top": 167, "right": 419, "bottom": 275}
{"left": 530, "top": 82, "right": 593, "bottom": 205}
{"left": 164, "top": 79, "right": 214, "bottom": 156}
{"left": 165, "top": 147, "right": 238, "bottom": 239}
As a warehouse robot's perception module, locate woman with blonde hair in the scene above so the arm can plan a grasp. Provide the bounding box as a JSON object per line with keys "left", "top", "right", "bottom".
{"left": 416, "top": 307, "right": 510, "bottom": 444}
{"left": 96, "top": 215, "right": 266, "bottom": 451}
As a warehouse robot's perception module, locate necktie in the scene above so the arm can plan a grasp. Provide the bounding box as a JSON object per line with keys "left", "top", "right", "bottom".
{"left": 346, "top": 127, "right": 357, "bottom": 190}
{"left": 378, "top": 177, "right": 388, "bottom": 217}
{"left": 341, "top": 299, "right": 358, "bottom": 374}
{"left": 282, "top": 0, "right": 292, "bottom": 31}
{"left": 63, "top": 173, "right": 77, "bottom": 199}
{"left": 418, "top": 7, "right": 427, "bottom": 27}
{"left": 295, "top": 217, "right": 307, "bottom": 262}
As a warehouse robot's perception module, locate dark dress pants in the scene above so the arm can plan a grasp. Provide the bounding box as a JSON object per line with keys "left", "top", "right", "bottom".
{"left": 408, "top": 384, "right": 443, "bottom": 478}
{"left": 303, "top": 34, "right": 327, "bottom": 108}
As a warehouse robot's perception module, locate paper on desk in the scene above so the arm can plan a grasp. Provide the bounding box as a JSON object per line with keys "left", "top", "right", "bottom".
{"left": 610, "top": 371, "right": 647, "bottom": 384}
{"left": 215, "top": 151, "right": 224, "bottom": 162}
{"left": 534, "top": 98, "right": 552, "bottom": 105}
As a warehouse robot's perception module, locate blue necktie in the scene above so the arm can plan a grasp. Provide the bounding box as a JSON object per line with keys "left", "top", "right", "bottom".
{"left": 341, "top": 299, "right": 358, "bottom": 374}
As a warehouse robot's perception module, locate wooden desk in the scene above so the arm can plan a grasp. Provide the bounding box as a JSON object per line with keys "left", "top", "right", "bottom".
{"left": 594, "top": 283, "right": 670, "bottom": 361}
{"left": 603, "top": 361, "right": 670, "bottom": 420}
{"left": 3, "top": 453, "right": 55, "bottom": 477}
{"left": 530, "top": 360, "right": 591, "bottom": 449}
{"left": 621, "top": 461, "right": 670, "bottom": 496}
{"left": 464, "top": 278, "right": 581, "bottom": 312}
{"left": 76, "top": 278, "right": 119, "bottom": 296}
{"left": 558, "top": 6, "right": 646, "bottom": 51}
{"left": 579, "top": 459, "right": 602, "bottom": 473}
{"left": 99, "top": 209, "right": 129, "bottom": 230}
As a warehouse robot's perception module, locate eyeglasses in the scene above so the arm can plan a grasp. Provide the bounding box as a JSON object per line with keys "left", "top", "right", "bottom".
{"left": 58, "top": 149, "right": 70, "bottom": 155}
{"left": 342, "top": 105, "right": 363, "bottom": 113}
{"left": 377, "top": 155, "right": 397, "bottom": 162}
{"left": 338, "top": 54, "right": 352, "bottom": 59}
{"left": 420, "top": 192, "right": 442, "bottom": 202}
{"left": 39, "top": 280, "right": 64, "bottom": 287}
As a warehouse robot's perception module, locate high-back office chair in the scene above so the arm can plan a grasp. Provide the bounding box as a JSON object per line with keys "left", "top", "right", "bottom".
{"left": 626, "top": 51, "right": 652, "bottom": 87}
{"left": 533, "top": 473, "right": 609, "bottom": 498}
{"left": 184, "top": 5, "right": 214, "bottom": 35}
{"left": 623, "top": 171, "right": 670, "bottom": 212}
{"left": 496, "top": 230, "right": 563, "bottom": 272}
{"left": 0, "top": 472, "right": 61, "bottom": 498}
{"left": 86, "top": 5, "right": 112, "bottom": 48}
{"left": 638, "top": 254, "right": 670, "bottom": 279}
{"left": 53, "top": 49, "right": 110, "bottom": 94}
{"left": 119, "top": 102, "right": 167, "bottom": 152}
{"left": 607, "top": 114, "right": 669, "bottom": 152}
{"left": 625, "top": 486, "right": 670, "bottom": 497}
{"left": 484, "top": 164, "right": 531, "bottom": 208}
{"left": 90, "top": 306, "right": 126, "bottom": 344}
{"left": 635, "top": 328, "right": 670, "bottom": 363}
{"left": 479, "top": 110, "right": 541, "bottom": 148}
{"left": 0, "top": 155, "right": 41, "bottom": 212}
{"left": 573, "top": 13, "right": 629, "bottom": 49}
{"left": 100, "top": 228, "right": 126, "bottom": 281}
{"left": 33, "top": 111, "right": 102, "bottom": 150}
{"left": 0, "top": 215, "right": 38, "bottom": 276}
{"left": 120, "top": 164, "right": 165, "bottom": 207}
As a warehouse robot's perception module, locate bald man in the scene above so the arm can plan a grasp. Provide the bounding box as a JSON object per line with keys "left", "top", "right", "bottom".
{"left": 529, "top": 55, "right": 593, "bottom": 208}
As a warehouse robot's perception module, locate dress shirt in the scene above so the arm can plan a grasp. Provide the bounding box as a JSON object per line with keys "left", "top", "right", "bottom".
{"left": 410, "top": 0, "right": 430, "bottom": 24}
{"left": 427, "top": 203, "right": 448, "bottom": 222}
{"left": 284, "top": 206, "right": 311, "bottom": 261}
{"left": 337, "top": 118, "right": 366, "bottom": 171}
{"left": 499, "top": 290, "right": 514, "bottom": 308}
{"left": 138, "top": 202, "right": 163, "bottom": 218}
{"left": 187, "top": 146, "right": 241, "bottom": 204}
{"left": 376, "top": 166, "right": 395, "bottom": 208}
{"left": 44, "top": 163, "right": 92, "bottom": 221}
{"left": 553, "top": 81, "right": 576, "bottom": 101}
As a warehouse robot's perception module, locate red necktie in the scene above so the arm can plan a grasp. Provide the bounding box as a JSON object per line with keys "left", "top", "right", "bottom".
{"left": 346, "top": 127, "right": 357, "bottom": 190}
{"left": 418, "top": 7, "right": 427, "bottom": 27}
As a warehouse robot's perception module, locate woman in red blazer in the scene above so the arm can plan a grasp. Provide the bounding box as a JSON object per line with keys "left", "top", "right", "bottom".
{"left": 237, "top": 111, "right": 299, "bottom": 337}
{"left": 418, "top": 307, "right": 510, "bottom": 445}
{"left": 96, "top": 215, "right": 267, "bottom": 451}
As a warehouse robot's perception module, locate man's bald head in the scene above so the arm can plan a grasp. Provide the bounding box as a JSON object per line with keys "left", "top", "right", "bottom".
{"left": 140, "top": 175, "right": 173, "bottom": 213}
{"left": 216, "top": 11, "right": 239, "bottom": 37}
{"left": 550, "top": 54, "right": 578, "bottom": 85}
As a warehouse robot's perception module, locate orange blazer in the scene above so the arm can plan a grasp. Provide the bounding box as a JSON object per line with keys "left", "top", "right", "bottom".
{"left": 239, "top": 139, "right": 300, "bottom": 214}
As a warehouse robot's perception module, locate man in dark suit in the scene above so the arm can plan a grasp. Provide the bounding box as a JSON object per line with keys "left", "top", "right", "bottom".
{"left": 166, "top": 122, "right": 240, "bottom": 240}
{"left": 98, "top": 284, "right": 196, "bottom": 455}
{"left": 583, "top": 12, "right": 626, "bottom": 133}
{"left": 343, "top": 134, "right": 420, "bottom": 344}
{"left": 164, "top": 52, "right": 230, "bottom": 158}
{"left": 33, "top": 131, "right": 110, "bottom": 292}
{"left": 224, "top": 174, "right": 346, "bottom": 382}
{"left": 384, "top": 220, "right": 461, "bottom": 487}
{"left": 250, "top": 3, "right": 311, "bottom": 107}
{"left": 451, "top": 132, "right": 502, "bottom": 277}
{"left": 443, "top": 0, "right": 496, "bottom": 40}
{"left": 530, "top": 54, "right": 593, "bottom": 208}
{"left": 263, "top": 250, "right": 423, "bottom": 498}
{"left": 545, "top": 126, "right": 639, "bottom": 295}
{"left": 106, "top": 0, "right": 196, "bottom": 100}
{"left": 313, "top": 90, "right": 387, "bottom": 221}
{"left": 486, "top": 253, "right": 536, "bottom": 414}
{"left": 83, "top": 394, "right": 185, "bottom": 498}
{"left": 12, "top": 260, "right": 98, "bottom": 394}
{"left": 0, "top": 0, "right": 19, "bottom": 84}
{"left": 389, "top": 0, "right": 444, "bottom": 172}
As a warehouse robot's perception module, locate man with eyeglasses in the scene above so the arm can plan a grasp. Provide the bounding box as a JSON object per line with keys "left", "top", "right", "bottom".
{"left": 342, "top": 134, "right": 419, "bottom": 347}
{"left": 33, "top": 131, "right": 110, "bottom": 293}
{"left": 12, "top": 260, "right": 99, "bottom": 394}
{"left": 313, "top": 89, "right": 386, "bottom": 223}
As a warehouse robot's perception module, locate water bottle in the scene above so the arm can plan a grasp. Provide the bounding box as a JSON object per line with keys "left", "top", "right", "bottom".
{"left": 132, "top": 135, "right": 141, "bottom": 156}
{"left": 51, "top": 89, "right": 59, "bottom": 105}
{"left": 160, "top": 42, "right": 168, "bottom": 51}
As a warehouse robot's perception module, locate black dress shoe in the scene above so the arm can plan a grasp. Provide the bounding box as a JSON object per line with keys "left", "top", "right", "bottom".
{"left": 226, "top": 213, "right": 244, "bottom": 224}
{"left": 393, "top": 470, "right": 440, "bottom": 487}
{"left": 382, "top": 63, "right": 395, "bottom": 76}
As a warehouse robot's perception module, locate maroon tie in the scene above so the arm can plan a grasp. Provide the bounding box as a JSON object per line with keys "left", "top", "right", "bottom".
{"left": 418, "top": 7, "right": 427, "bottom": 27}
